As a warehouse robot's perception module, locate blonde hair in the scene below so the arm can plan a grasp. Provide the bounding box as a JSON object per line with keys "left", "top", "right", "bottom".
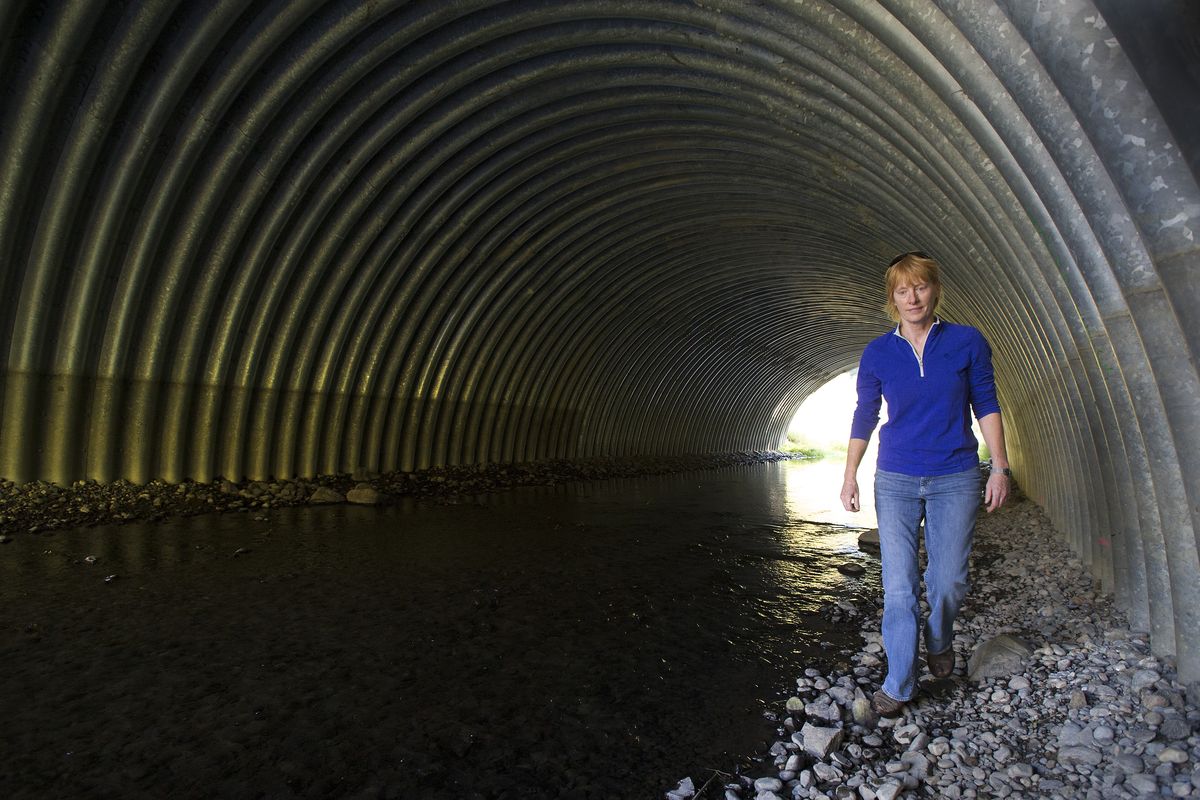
{"left": 884, "top": 252, "right": 942, "bottom": 322}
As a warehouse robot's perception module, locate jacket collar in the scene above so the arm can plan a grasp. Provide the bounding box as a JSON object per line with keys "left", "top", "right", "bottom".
{"left": 892, "top": 316, "right": 941, "bottom": 338}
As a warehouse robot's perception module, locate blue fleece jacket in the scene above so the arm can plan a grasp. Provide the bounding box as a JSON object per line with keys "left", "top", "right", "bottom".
{"left": 850, "top": 320, "right": 1001, "bottom": 476}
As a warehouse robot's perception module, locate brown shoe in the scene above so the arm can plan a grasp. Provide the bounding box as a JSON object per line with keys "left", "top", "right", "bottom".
{"left": 871, "top": 689, "right": 905, "bottom": 718}
{"left": 927, "top": 648, "right": 955, "bottom": 679}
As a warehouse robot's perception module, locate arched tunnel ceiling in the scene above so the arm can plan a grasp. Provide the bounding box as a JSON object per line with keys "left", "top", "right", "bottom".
{"left": 2, "top": 2, "right": 1200, "bottom": 679}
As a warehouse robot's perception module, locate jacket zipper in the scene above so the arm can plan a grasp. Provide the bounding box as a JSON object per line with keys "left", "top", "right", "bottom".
{"left": 904, "top": 338, "right": 925, "bottom": 377}
{"left": 894, "top": 321, "right": 938, "bottom": 378}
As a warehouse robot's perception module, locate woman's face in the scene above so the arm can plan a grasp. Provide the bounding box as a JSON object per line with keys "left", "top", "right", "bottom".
{"left": 892, "top": 280, "right": 936, "bottom": 327}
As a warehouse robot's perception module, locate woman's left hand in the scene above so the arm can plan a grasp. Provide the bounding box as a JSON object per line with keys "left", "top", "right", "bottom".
{"left": 984, "top": 472, "right": 1010, "bottom": 512}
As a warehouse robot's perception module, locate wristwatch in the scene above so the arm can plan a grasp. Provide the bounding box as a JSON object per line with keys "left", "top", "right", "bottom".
{"left": 994, "top": 466, "right": 1012, "bottom": 477}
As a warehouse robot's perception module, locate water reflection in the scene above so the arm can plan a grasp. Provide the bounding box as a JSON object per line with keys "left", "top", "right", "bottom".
{"left": 783, "top": 457, "right": 878, "bottom": 528}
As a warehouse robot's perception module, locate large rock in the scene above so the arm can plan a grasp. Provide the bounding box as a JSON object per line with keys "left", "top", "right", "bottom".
{"left": 967, "top": 634, "right": 1033, "bottom": 681}
{"left": 346, "top": 484, "right": 384, "bottom": 505}
{"left": 308, "top": 486, "right": 345, "bottom": 504}
{"left": 858, "top": 528, "right": 880, "bottom": 549}
{"left": 800, "top": 722, "right": 843, "bottom": 759}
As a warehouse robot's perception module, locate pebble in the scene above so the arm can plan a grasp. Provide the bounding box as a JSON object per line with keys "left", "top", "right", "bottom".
{"left": 812, "top": 762, "right": 842, "bottom": 782}
{"left": 893, "top": 724, "right": 921, "bottom": 746}
{"left": 805, "top": 697, "right": 839, "bottom": 722}
{"left": 1132, "top": 669, "right": 1161, "bottom": 693}
{"left": 1058, "top": 745, "right": 1103, "bottom": 766}
{"left": 900, "top": 751, "right": 929, "bottom": 779}
{"left": 851, "top": 697, "right": 874, "bottom": 726}
{"left": 1130, "top": 726, "right": 1157, "bottom": 743}
{"left": 1160, "top": 717, "right": 1190, "bottom": 741}
{"left": 1126, "top": 773, "right": 1159, "bottom": 793}
{"left": 1113, "top": 753, "right": 1145, "bottom": 773}
{"left": 1158, "top": 747, "right": 1189, "bottom": 764}
{"left": 1146, "top": 693, "right": 1173, "bottom": 710}
{"left": 874, "top": 782, "right": 901, "bottom": 800}
{"left": 753, "top": 777, "right": 783, "bottom": 792}
{"left": 666, "top": 777, "right": 696, "bottom": 799}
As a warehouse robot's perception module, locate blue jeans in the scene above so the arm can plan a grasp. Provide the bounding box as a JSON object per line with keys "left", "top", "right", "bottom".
{"left": 874, "top": 467, "right": 982, "bottom": 701}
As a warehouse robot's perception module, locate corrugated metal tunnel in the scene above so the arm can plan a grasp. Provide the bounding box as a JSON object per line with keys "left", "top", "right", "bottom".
{"left": 2, "top": 1, "right": 1199, "bottom": 681}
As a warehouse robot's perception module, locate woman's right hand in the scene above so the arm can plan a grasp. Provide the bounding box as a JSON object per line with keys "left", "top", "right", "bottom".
{"left": 840, "top": 439, "right": 869, "bottom": 512}
{"left": 840, "top": 477, "right": 860, "bottom": 512}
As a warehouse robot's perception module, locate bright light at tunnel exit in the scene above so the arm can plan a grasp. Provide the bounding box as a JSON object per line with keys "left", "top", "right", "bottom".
{"left": 780, "top": 371, "right": 986, "bottom": 528}
{"left": 783, "top": 371, "right": 988, "bottom": 467}
{"left": 783, "top": 371, "right": 878, "bottom": 466}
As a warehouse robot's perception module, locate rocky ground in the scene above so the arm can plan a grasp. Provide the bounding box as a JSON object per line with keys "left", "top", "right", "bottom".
{"left": 668, "top": 494, "right": 1200, "bottom": 800}
{"left": 0, "top": 451, "right": 794, "bottom": 541}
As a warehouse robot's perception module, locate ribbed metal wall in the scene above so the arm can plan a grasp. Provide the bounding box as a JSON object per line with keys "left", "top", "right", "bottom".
{"left": 2, "top": 1, "right": 1199, "bottom": 679}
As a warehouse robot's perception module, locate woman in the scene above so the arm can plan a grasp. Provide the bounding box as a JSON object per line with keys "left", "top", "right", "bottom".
{"left": 840, "top": 252, "right": 1011, "bottom": 717}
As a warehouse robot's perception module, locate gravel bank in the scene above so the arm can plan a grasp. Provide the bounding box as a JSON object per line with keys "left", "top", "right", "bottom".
{"left": 670, "top": 494, "right": 1200, "bottom": 800}
{"left": 0, "top": 451, "right": 796, "bottom": 540}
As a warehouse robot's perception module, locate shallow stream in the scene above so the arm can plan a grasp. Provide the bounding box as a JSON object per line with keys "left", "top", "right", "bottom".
{"left": 1, "top": 459, "right": 878, "bottom": 799}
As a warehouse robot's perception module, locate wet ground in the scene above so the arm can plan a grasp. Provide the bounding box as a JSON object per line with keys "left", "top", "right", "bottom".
{"left": 0, "top": 460, "right": 878, "bottom": 799}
